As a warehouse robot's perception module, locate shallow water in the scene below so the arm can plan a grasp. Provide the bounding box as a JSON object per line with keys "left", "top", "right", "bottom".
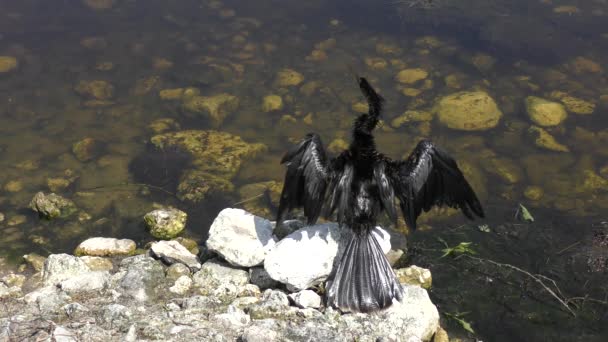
{"left": 0, "top": 0, "right": 607, "bottom": 340}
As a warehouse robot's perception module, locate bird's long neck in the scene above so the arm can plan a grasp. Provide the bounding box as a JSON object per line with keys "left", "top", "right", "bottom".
{"left": 350, "top": 77, "right": 383, "bottom": 158}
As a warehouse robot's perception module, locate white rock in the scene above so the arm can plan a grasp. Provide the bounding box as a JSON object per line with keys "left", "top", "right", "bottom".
{"left": 340, "top": 285, "right": 439, "bottom": 341}
{"left": 52, "top": 325, "right": 78, "bottom": 342}
{"left": 150, "top": 240, "right": 201, "bottom": 270}
{"left": 42, "top": 254, "right": 91, "bottom": 286}
{"left": 289, "top": 290, "right": 321, "bottom": 309}
{"left": 75, "top": 237, "right": 136, "bottom": 256}
{"left": 59, "top": 271, "right": 110, "bottom": 294}
{"left": 214, "top": 305, "right": 251, "bottom": 328}
{"left": 206, "top": 208, "right": 277, "bottom": 267}
{"left": 169, "top": 275, "right": 192, "bottom": 295}
{"left": 264, "top": 223, "right": 390, "bottom": 290}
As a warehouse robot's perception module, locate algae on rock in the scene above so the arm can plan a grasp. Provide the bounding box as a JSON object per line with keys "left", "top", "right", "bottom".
{"left": 434, "top": 91, "right": 503, "bottom": 131}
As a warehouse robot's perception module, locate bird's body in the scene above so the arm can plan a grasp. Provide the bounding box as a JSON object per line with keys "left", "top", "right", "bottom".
{"left": 276, "top": 77, "right": 484, "bottom": 313}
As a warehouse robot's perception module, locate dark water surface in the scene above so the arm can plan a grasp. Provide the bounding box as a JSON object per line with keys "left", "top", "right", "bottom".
{"left": 1, "top": 0, "right": 607, "bottom": 340}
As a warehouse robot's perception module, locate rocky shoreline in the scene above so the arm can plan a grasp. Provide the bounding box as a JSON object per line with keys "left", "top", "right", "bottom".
{"left": 0, "top": 208, "right": 445, "bottom": 342}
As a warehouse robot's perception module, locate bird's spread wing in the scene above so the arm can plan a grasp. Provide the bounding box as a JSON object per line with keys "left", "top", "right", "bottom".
{"left": 276, "top": 133, "right": 331, "bottom": 226}
{"left": 386, "top": 140, "right": 484, "bottom": 230}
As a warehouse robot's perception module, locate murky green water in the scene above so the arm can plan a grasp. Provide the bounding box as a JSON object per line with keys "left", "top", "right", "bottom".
{"left": 0, "top": 0, "right": 607, "bottom": 340}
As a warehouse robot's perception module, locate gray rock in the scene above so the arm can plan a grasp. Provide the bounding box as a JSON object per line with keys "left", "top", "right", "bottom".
{"left": 144, "top": 207, "right": 187, "bottom": 239}
{"left": 0, "top": 283, "right": 20, "bottom": 298}
{"left": 193, "top": 260, "right": 249, "bottom": 289}
{"left": 24, "top": 286, "right": 71, "bottom": 315}
{"left": 249, "top": 267, "right": 278, "bottom": 290}
{"left": 29, "top": 192, "right": 77, "bottom": 219}
{"left": 207, "top": 208, "right": 277, "bottom": 267}
{"left": 213, "top": 305, "right": 251, "bottom": 328}
{"left": 74, "top": 237, "right": 136, "bottom": 256}
{"left": 100, "top": 304, "right": 132, "bottom": 332}
{"left": 42, "top": 254, "right": 91, "bottom": 286}
{"left": 150, "top": 240, "right": 201, "bottom": 270}
{"left": 264, "top": 223, "right": 391, "bottom": 290}
{"left": 248, "top": 289, "right": 296, "bottom": 320}
{"left": 395, "top": 265, "right": 433, "bottom": 289}
{"left": 242, "top": 319, "right": 283, "bottom": 342}
{"left": 119, "top": 255, "right": 165, "bottom": 301}
{"left": 59, "top": 271, "right": 110, "bottom": 294}
{"left": 289, "top": 290, "right": 322, "bottom": 309}
{"left": 123, "top": 325, "right": 138, "bottom": 342}
{"left": 63, "top": 303, "right": 89, "bottom": 320}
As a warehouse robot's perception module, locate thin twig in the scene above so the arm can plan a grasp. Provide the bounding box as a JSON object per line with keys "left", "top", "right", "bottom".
{"left": 463, "top": 255, "right": 576, "bottom": 316}
{"left": 232, "top": 193, "right": 264, "bottom": 206}
{"left": 556, "top": 241, "right": 581, "bottom": 255}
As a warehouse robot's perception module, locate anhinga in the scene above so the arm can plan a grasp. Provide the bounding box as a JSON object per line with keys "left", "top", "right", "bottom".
{"left": 276, "top": 76, "right": 484, "bottom": 313}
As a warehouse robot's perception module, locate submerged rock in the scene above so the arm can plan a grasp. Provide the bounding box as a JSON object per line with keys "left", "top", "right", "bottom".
{"left": 72, "top": 137, "right": 105, "bottom": 162}
{"left": 177, "top": 169, "right": 235, "bottom": 202}
{"left": 182, "top": 93, "right": 239, "bottom": 127}
{"left": 264, "top": 223, "right": 391, "bottom": 290}
{"left": 74, "top": 80, "right": 114, "bottom": 100}
{"left": 29, "top": 192, "right": 78, "bottom": 219}
{"left": 262, "top": 95, "right": 283, "bottom": 112}
{"left": 74, "top": 237, "right": 136, "bottom": 256}
{"left": 434, "top": 91, "right": 503, "bottom": 131}
{"left": 207, "top": 208, "right": 277, "bottom": 267}
{"left": 275, "top": 69, "right": 304, "bottom": 87}
{"left": 150, "top": 130, "right": 267, "bottom": 179}
{"left": 525, "top": 96, "right": 568, "bottom": 126}
{"left": 528, "top": 126, "right": 570, "bottom": 152}
{"left": 395, "top": 68, "right": 429, "bottom": 84}
{"left": 144, "top": 208, "right": 187, "bottom": 239}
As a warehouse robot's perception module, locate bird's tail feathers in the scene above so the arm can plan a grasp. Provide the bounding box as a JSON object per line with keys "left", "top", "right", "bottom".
{"left": 326, "top": 229, "right": 403, "bottom": 313}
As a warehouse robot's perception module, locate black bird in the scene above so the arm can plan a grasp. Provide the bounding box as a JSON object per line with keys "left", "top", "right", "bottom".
{"left": 276, "top": 76, "right": 484, "bottom": 313}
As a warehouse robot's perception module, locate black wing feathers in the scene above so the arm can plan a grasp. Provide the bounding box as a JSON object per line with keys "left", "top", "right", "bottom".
{"left": 388, "top": 140, "right": 484, "bottom": 231}
{"left": 276, "top": 133, "right": 330, "bottom": 226}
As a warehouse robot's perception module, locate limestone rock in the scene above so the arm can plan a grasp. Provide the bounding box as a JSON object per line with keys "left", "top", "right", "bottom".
{"left": 72, "top": 137, "right": 105, "bottom": 162}
{"left": 528, "top": 126, "right": 570, "bottom": 152}
{"left": 29, "top": 192, "right": 78, "bottom": 219}
{"left": 150, "top": 130, "right": 267, "bottom": 179}
{"left": 149, "top": 240, "right": 201, "bottom": 271}
{"left": 182, "top": 93, "right": 239, "bottom": 127}
{"left": 59, "top": 271, "right": 110, "bottom": 294}
{"left": 79, "top": 256, "right": 114, "bottom": 271}
{"left": 177, "top": 169, "right": 235, "bottom": 202}
{"left": 74, "top": 80, "right": 114, "bottom": 100}
{"left": 288, "top": 290, "right": 322, "bottom": 309}
{"left": 118, "top": 255, "right": 165, "bottom": 301}
{"left": 169, "top": 275, "right": 193, "bottom": 295}
{"left": 434, "top": 91, "right": 503, "bottom": 131}
{"left": 193, "top": 260, "right": 249, "bottom": 289}
{"left": 75, "top": 237, "right": 136, "bottom": 256}
{"left": 144, "top": 208, "right": 187, "bottom": 239}
{"left": 395, "top": 68, "right": 428, "bottom": 84}
{"left": 264, "top": 223, "right": 391, "bottom": 290}
{"left": 391, "top": 110, "right": 433, "bottom": 128}
{"left": 262, "top": 95, "right": 283, "bottom": 112}
{"left": 275, "top": 69, "right": 304, "bottom": 87}
{"left": 207, "top": 208, "right": 277, "bottom": 267}
{"left": 42, "top": 254, "right": 91, "bottom": 286}
{"left": 395, "top": 265, "right": 432, "bottom": 289}
{"left": 525, "top": 96, "right": 568, "bottom": 126}
{"left": 550, "top": 91, "right": 595, "bottom": 115}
